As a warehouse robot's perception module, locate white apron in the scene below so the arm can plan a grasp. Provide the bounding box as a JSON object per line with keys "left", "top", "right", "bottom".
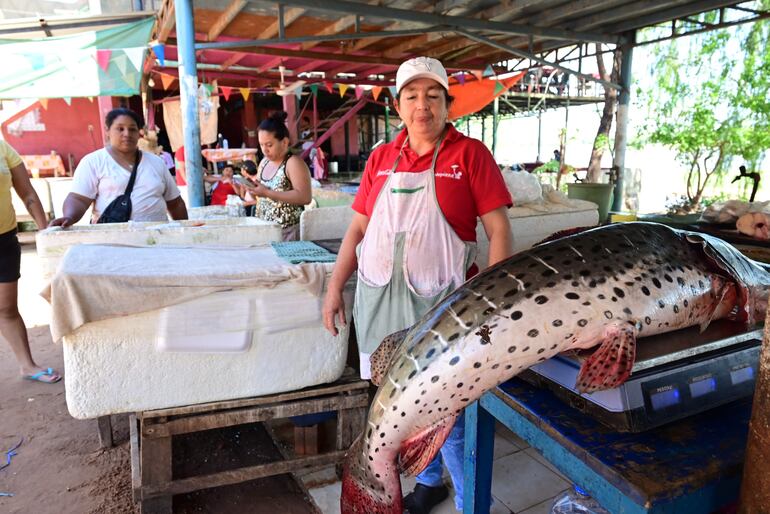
{"left": 354, "top": 134, "right": 475, "bottom": 379}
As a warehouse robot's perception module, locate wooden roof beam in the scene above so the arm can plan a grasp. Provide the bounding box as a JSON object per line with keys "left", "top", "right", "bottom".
{"left": 156, "top": 0, "right": 176, "bottom": 43}
{"left": 207, "top": 0, "right": 248, "bottom": 41}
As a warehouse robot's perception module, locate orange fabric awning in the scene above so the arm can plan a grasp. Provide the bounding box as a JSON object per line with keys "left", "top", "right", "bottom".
{"left": 448, "top": 73, "right": 525, "bottom": 120}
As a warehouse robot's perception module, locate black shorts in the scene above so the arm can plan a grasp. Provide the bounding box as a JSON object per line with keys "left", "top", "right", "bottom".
{"left": 0, "top": 228, "right": 21, "bottom": 283}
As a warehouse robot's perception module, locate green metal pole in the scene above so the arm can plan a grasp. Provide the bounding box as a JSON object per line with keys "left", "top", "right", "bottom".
{"left": 492, "top": 97, "right": 499, "bottom": 157}
{"left": 385, "top": 98, "right": 391, "bottom": 143}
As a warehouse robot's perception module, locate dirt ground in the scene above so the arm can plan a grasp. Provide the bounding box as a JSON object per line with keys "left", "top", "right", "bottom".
{"left": 0, "top": 239, "right": 319, "bottom": 514}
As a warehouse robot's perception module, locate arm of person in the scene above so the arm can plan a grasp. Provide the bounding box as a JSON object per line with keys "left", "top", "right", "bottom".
{"left": 322, "top": 212, "right": 369, "bottom": 336}
{"left": 166, "top": 196, "right": 188, "bottom": 220}
{"left": 250, "top": 156, "right": 312, "bottom": 206}
{"left": 480, "top": 206, "right": 514, "bottom": 267}
{"left": 48, "top": 192, "right": 93, "bottom": 227}
{"left": 203, "top": 174, "right": 222, "bottom": 184}
{"left": 10, "top": 163, "right": 48, "bottom": 229}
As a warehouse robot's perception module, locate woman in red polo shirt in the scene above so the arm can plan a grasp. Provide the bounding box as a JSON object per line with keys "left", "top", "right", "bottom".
{"left": 322, "top": 57, "right": 514, "bottom": 513}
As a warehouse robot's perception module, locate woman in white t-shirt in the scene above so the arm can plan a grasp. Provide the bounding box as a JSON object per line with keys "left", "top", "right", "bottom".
{"left": 49, "top": 109, "right": 188, "bottom": 226}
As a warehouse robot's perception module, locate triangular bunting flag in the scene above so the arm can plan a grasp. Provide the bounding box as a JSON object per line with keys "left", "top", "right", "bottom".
{"left": 122, "top": 71, "right": 137, "bottom": 88}
{"left": 324, "top": 81, "right": 333, "bottom": 94}
{"left": 113, "top": 53, "right": 128, "bottom": 76}
{"left": 494, "top": 81, "right": 504, "bottom": 94}
{"left": 457, "top": 73, "right": 466, "bottom": 85}
{"left": 295, "top": 85, "right": 304, "bottom": 97}
{"left": 371, "top": 86, "right": 382, "bottom": 101}
{"left": 472, "top": 70, "right": 484, "bottom": 81}
{"left": 388, "top": 85, "right": 397, "bottom": 97}
{"left": 160, "top": 73, "right": 175, "bottom": 90}
{"left": 239, "top": 87, "right": 251, "bottom": 101}
{"left": 339, "top": 84, "right": 349, "bottom": 98}
{"left": 483, "top": 64, "right": 495, "bottom": 77}
{"left": 124, "top": 47, "right": 145, "bottom": 72}
{"left": 63, "top": 97, "right": 72, "bottom": 106}
{"left": 87, "top": 97, "right": 94, "bottom": 102}
{"left": 39, "top": 98, "right": 48, "bottom": 110}
{"left": 151, "top": 43, "right": 165, "bottom": 67}
{"left": 220, "top": 86, "right": 233, "bottom": 101}
{"left": 95, "top": 49, "right": 112, "bottom": 72}
{"left": 355, "top": 86, "right": 364, "bottom": 99}
{"left": 310, "top": 84, "right": 319, "bottom": 97}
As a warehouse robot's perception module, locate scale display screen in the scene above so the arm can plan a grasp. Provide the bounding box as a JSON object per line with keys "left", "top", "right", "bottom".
{"left": 730, "top": 365, "right": 754, "bottom": 385}
{"left": 650, "top": 387, "right": 680, "bottom": 410}
{"left": 689, "top": 376, "right": 717, "bottom": 398}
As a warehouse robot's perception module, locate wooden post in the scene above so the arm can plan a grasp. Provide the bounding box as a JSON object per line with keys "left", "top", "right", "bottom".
{"left": 97, "top": 415, "right": 113, "bottom": 449}
{"left": 738, "top": 307, "right": 770, "bottom": 512}
{"left": 140, "top": 418, "right": 172, "bottom": 514}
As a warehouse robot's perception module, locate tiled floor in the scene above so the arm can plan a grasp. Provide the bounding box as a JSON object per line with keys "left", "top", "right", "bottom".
{"left": 306, "top": 422, "right": 571, "bottom": 513}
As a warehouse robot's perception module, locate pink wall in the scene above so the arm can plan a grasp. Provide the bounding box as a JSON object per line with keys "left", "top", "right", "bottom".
{"left": 330, "top": 116, "right": 360, "bottom": 157}
{"left": 1, "top": 98, "right": 104, "bottom": 172}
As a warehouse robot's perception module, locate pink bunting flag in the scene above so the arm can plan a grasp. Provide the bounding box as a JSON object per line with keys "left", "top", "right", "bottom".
{"left": 355, "top": 86, "right": 364, "bottom": 99}
{"left": 220, "top": 86, "right": 233, "bottom": 101}
{"left": 95, "top": 49, "right": 112, "bottom": 72}
{"left": 472, "top": 70, "right": 484, "bottom": 81}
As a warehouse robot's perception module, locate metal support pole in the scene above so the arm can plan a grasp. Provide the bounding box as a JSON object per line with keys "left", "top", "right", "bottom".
{"left": 481, "top": 116, "right": 486, "bottom": 147}
{"left": 384, "top": 99, "right": 390, "bottom": 143}
{"left": 536, "top": 109, "right": 542, "bottom": 162}
{"left": 611, "top": 31, "right": 635, "bottom": 212}
{"left": 344, "top": 119, "right": 351, "bottom": 172}
{"left": 175, "top": 0, "right": 205, "bottom": 208}
{"left": 278, "top": 4, "right": 285, "bottom": 39}
{"left": 492, "top": 96, "right": 499, "bottom": 158}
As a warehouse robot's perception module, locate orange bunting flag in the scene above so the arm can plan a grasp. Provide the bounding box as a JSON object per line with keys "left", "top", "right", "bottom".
{"left": 159, "top": 73, "right": 175, "bottom": 90}
{"left": 220, "top": 86, "right": 233, "bottom": 101}
{"left": 371, "top": 86, "right": 383, "bottom": 101}
{"left": 339, "top": 84, "right": 349, "bottom": 98}
{"left": 39, "top": 98, "right": 49, "bottom": 110}
{"left": 239, "top": 87, "right": 251, "bottom": 101}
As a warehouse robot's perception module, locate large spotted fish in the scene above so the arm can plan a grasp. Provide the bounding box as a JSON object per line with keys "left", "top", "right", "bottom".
{"left": 341, "top": 222, "right": 770, "bottom": 514}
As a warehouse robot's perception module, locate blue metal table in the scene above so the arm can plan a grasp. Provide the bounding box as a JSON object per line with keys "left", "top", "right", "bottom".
{"left": 463, "top": 378, "right": 750, "bottom": 514}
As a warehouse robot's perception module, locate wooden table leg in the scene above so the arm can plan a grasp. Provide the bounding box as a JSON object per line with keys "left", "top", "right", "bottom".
{"left": 140, "top": 419, "right": 172, "bottom": 514}
{"left": 97, "top": 416, "right": 113, "bottom": 448}
{"left": 463, "top": 401, "right": 495, "bottom": 514}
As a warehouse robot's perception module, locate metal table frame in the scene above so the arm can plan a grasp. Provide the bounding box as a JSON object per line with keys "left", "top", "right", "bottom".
{"left": 463, "top": 379, "right": 748, "bottom": 514}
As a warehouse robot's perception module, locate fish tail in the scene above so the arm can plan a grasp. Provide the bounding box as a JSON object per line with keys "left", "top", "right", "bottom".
{"left": 341, "top": 435, "right": 402, "bottom": 514}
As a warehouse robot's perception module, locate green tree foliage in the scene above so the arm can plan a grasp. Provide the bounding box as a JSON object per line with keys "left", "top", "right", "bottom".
{"left": 638, "top": 5, "right": 770, "bottom": 210}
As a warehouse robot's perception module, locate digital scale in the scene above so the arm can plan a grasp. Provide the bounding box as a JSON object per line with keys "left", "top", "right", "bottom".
{"left": 522, "top": 319, "right": 762, "bottom": 432}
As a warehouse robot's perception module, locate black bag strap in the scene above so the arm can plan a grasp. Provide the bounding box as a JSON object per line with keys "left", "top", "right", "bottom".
{"left": 123, "top": 150, "right": 142, "bottom": 196}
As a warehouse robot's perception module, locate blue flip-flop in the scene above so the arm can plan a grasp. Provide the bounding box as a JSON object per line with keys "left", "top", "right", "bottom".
{"left": 23, "top": 368, "right": 61, "bottom": 384}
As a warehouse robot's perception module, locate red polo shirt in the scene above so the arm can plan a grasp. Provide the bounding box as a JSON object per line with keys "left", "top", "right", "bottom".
{"left": 352, "top": 124, "right": 512, "bottom": 242}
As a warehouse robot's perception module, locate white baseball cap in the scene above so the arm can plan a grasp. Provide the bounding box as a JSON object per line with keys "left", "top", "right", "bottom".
{"left": 395, "top": 56, "right": 449, "bottom": 94}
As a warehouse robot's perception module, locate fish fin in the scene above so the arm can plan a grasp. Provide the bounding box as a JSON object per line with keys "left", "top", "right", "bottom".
{"left": 699, "top": 278, "right": 738, "bottom": 332}
{"left": 370, "top": 328, "right": 410, "bottom": 387}
{"left": 398, "top": 414, "right": 458, "bottom": 476}
{"left": 575, "top": 321, "right": 638, "bottom": 394}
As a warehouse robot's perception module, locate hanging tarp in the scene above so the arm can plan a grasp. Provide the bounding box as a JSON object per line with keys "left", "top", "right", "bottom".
{"left": 448, "top": 73, "right": 525, "bottom": 120}
{"left": 0, "top": 17, "right": 154, "bottom": 99}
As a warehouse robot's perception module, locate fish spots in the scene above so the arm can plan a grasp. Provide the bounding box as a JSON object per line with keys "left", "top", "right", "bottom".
{"left": 449, "top": 356, "right": 460, "bottom": 366}
{"left": 457, "top": 382, "right": 464, "bottom": 388}
{"left": 604, "top": 310, "right": 613, "bottom": 319}
{"left": 504, "top": 289, "right": 518, "bottom": 298}
{"left": 408, "top": 370, "right": 417, "bottom": 379}
{"left": 473, "top": 362, "right": 482, "bottom": 369}
{"left": 623, "top": 307, "right": 632, "bottom": 315}
{"left": 565, "top": 292, "right": 580, "bottom": 300}
{"left": 431, "top": 376, "right": 439, "bottom": 383}
{"left": 683, "top": 299, "right": 689, "bottom": 307}
{"left": 535, "top": 295, "right": 549, "bottom": 305}
{"left": 511, "top": 311, "right": 523, "bottom": 320}
{"left": 645, "top": 316, "right": 651, "bottom": 325}
{"left": 641, "top": 286, "right": 650, "bottom": 296}
{"left": 578, "top": 319, "right": 588, "bottom": 327}
{"left": 448, "top": 333, "right": 460, "bottom": 342}
{"left": 652, "top": 277, "right": 662, "bottom": 288}
{"left": 483, "top": 307, "right": 495, "bottom": 316}
{"left": 673, "top": 304, "right": 680, "bottom": 313}
{"left": 658, "top": 300, "right": 665, "bottom": 309}
{"left": 426, "top": 348, "right": 436, "bottom": 358}
{"left": 537, "top": 348, "right": 545, "bottom": 354}
{"left": 552, "top": 319, "right": 563, "bottom": 327}
{"left": 507, "top": 346, "right": 517, "bottom": 353}
{"left": 528, "top": 329, "right": 540, "bottom": 337}
{"left": 664, "top": 274, "right": 673, "bottom": 282}
{"left": 677, "top": 277, "right": 686, "bottom": 287}
{"left": 613, "top": 287, "right": 625, "bottom": 298}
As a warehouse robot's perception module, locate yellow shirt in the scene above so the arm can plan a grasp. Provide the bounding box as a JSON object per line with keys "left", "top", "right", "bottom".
{"left": 0, "top": 140, "right": 23, "bottom": 234}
